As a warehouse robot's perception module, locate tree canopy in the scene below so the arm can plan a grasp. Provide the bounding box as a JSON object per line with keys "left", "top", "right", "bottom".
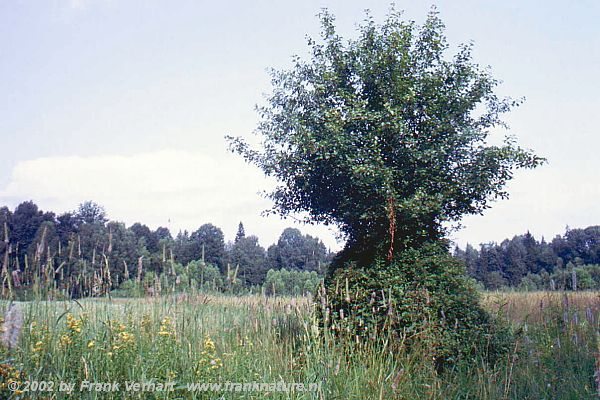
{"left": 266, "top": 227, "right": 329, "bottom": 273}
{"left": 228, "top": 8, "right": 543, "bottom": 266}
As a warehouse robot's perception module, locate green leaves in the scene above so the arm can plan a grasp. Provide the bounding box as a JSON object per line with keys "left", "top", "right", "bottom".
{"left": 322, "top": 244, "right": 513, "bottom": 368}
{"left": 227, "top": 7, "right": 543, "bottom": 263}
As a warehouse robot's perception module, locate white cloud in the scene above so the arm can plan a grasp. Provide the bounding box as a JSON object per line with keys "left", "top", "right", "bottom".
{"left": 0, "top": 150, "right": 343, "bottom": 250}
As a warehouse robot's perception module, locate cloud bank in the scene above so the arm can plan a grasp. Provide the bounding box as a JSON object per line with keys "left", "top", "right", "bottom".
{"left": 450, "top": 164, "right": 600, "bottom": 246}
{"left": 0, "top": 150, "right": 342, "bottom": 249}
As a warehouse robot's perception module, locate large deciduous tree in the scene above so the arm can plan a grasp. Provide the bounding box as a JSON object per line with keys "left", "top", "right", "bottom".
{"left": 229, "top": 235, "right": 267, "bottom": 286}
{"left": 75, "top": 201, "right": 107, "bottom": 226}
{"left": 228, "top": 8, "right": 543, "bottom": 268}
{"left": 266, "top": 228, "right": 329, "bottom": 272}
{"left": 190, "top": 224, "right": 226, "bottom": 269}
{"left": 228, "top": 8, "right": 543, "bottom": 367}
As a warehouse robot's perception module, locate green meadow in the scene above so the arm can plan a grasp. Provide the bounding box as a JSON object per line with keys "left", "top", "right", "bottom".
{"left": 0, "top": 291, "right": 597, "bottom": 399}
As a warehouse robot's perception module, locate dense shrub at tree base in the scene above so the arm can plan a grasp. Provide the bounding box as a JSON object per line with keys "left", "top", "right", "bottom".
{"left": 322, "top": 244, "right": 512, "bottom": 370}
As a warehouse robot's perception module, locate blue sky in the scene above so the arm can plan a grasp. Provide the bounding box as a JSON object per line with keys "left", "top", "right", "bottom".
{"left": 1, "top": 0, "right": 599, "bottom": 250}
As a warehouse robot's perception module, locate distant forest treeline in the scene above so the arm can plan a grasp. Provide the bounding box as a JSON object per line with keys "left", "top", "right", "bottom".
{"left": 0, "top": 200, "right": 334, "bottom": 297}
{"left": 455, "top": 226, "right": 600, "bottom": 290}
{"left": 2, "top": 200, "right": 598, "bottom": 297}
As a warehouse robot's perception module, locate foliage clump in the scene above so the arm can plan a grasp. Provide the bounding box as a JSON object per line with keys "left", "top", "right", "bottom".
{"left": 322, "top": 244, "right": 512, "bottom": 369}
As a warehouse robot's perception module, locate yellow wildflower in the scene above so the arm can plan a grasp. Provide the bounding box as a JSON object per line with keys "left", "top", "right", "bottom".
{"left": 32, "top": 341, "right": 44, "bottom": 353}
{"left": 158, "top": 317, "right": 175, "bottom": 338}
{"left": 196, "top": 334, "right": 222, "bottom": 374}
{"left": 204, "top": 335, "right": 216, "bottom": 353}
{"left": 66, "top": 314, "right": 82, "bottom": 333}
{"left": 118, "top": 331, "right": 135, "bottom": 344}
{"left": 59, "top": 334, "right": 72, "bottom": 347}
{"left": 110, "top": 329, "right": 136, "bottom": 353}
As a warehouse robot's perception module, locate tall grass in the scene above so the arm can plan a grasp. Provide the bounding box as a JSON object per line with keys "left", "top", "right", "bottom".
{"left": 0, "top": 291, "right": 598, "bottom": 399}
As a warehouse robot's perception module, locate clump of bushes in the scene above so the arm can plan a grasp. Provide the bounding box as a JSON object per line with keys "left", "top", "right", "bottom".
{"left": 112, "top": 260, "right": 225, "bottom": 297}
{"left": 322, "top": 244, "right": 512, "bottom": 370}
{"left": 263, "top": 269, "right": 322, "bottom": 296}
{"left": 500, "top": 264, "right": 600, "bottom": 291}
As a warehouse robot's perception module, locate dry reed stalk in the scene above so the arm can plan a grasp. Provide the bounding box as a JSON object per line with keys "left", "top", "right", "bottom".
{"left": 1, "top": 245, "right": 10, "bottom": 298}
{"left": 123, "top": 260, "right": 129, "bottom": 280}
{"left": 137, "top": 256, "right": 144, "bottom": 282}
{"left": 1, "top": 245, "right": 8, "bottom": 269}
{"left": 68, "top": 239, "right": 74, "bottom": 261}
{"left": 34, "top": 225, "right": 47, "bottom": 263}
{"left": 2, "top": 222, "right": 8, "bottom": 244}
{"left": 11, "top": 270, "right": 20, "bottom": 288}
{"left": 22, "top": 252, "right": 27, "bottom": 286}
{"left": 107, "top": 228, "right": 113, "bottom": 254}
{"left": 103, "top": 254, "right": 112, "bottom": 289}
{"left": 503, "top": 336, "right": 520, "bottom": 399}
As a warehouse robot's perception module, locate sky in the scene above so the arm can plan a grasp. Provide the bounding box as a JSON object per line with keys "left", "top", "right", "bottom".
{"left": 0, "top": 0, "right": 599, "bottom": 251}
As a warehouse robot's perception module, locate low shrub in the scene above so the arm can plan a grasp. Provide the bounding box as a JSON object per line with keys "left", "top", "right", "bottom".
{"left": 321, "top": 243, "right": 512, "bottom": 370}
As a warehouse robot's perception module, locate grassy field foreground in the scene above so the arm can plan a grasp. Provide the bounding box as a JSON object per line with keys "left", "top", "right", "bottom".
{"left": 0, "top": 291, "right": 598, "bottom": 399}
